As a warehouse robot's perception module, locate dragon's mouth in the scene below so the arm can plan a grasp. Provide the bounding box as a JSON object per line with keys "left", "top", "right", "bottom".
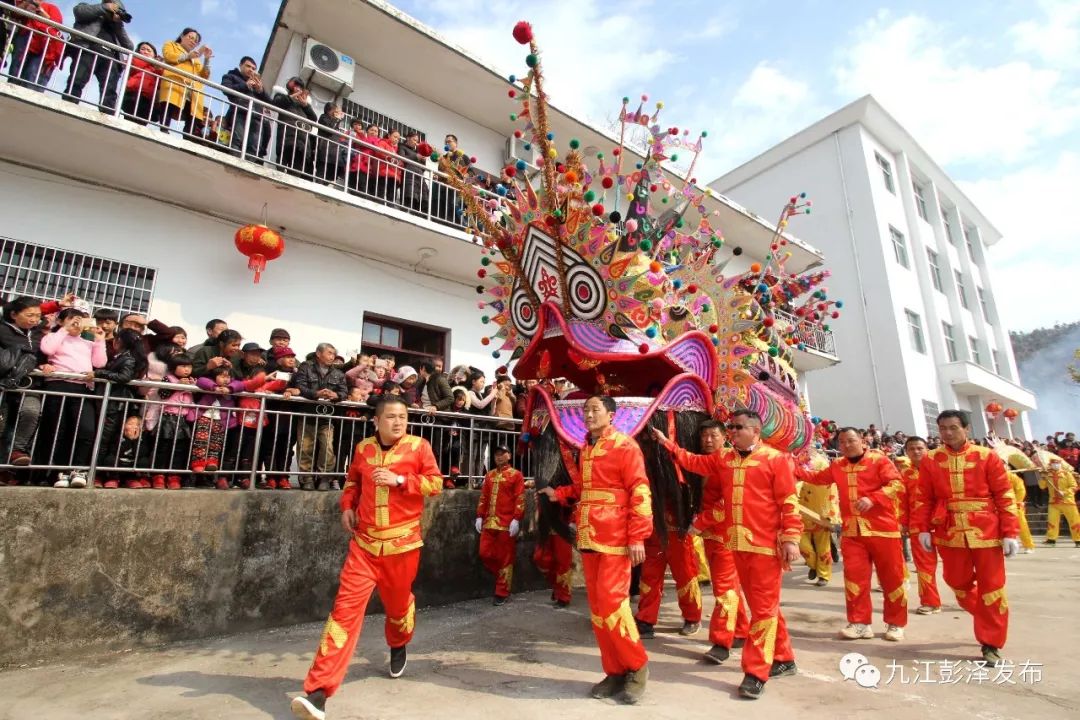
{"left": 513, "top": 302, "right": 718, "bottom": 397}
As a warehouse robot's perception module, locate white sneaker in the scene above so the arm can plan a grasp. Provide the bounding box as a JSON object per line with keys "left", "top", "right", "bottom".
{"left": 840, "top": 623, "right": 874, "bottom": 640}
{"left": 884, "top": 625, "right": 905, "bottom": 642}
{"left": 916, "top": 605, "right": 941, "bottom": 615}
{"left": 69, "top": 471, "right": 88, "bottom": 489}
{"left": 1022, "top": 548, "right": 1034, "bottom": 554}
{"left": 53, "top": 475, "right": 70, "bottom": 488}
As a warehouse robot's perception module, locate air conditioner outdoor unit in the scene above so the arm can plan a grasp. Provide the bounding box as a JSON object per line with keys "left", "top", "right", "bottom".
{"left": 301, "top": 38, "right": 355, "bottom": 94}
{"left": 505, "top": 135, "right": 538, "bottom": 174}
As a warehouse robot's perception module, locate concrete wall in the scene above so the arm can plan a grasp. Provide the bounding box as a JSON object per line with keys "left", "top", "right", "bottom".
{"left": 0, "top": 488, "right": 545, "bottom": 668}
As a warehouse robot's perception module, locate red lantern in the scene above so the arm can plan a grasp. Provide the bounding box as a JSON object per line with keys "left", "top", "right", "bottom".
{"left": 984, "top": 401, "right": 1003, "bottom": 421}
{"left": 234, "top": 224, "right": 285, "bottom": 284}
{"left": 1002, "top": 408, "right": 1019, "bottom": 424}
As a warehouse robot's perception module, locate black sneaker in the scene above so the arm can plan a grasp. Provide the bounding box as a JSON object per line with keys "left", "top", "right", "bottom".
{"left": 290, "top": 689, "right": 326, "bottom": 720}
{"left": 493, "top": 595, "right": 508, "bottom": 606}
{"left": 635, "top": 619, "right": 655, "bottom": 639}
{"left": 389, "top": 645, "right": 407, "bottom": 678}
{"left": 617, "top": 663, "right": 648, "bottom": 705}
{"left": 703, "top": 644, "right": 730, "bottom": 664}
{"left": 1043, "top": 539, "right": 1056, "bottom": 546}
{"left": 738, "top": 674, "right": 765, "bottom": 699}
{"left": 808, "top": 568, "right": 817, "bottom": 581}
{"left": 732, "top": 636, "right": 746, "bottom": 649}
{"left": 679, "top": 620, "right": 701, "bottom": 636}
{"left": 553, "top": 599, "right": 570, "bottom": 608}
{"left": 770, "top": 660, "right": 797, "bottom": 678}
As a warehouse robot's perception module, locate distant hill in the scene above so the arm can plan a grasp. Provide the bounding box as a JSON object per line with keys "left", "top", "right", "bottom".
{"left": 1010, "top": 322, "right": 1080, "bottom": 438}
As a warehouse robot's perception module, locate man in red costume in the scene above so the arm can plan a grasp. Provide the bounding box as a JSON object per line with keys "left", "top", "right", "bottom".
{"left": 475, "top": 445, "right": 525, "bottom": 605}
{"left": 684, "top": 420, "right": 749, "bottom": 664}
{"left": 533, "top": 505, "right": 575, "bottom": 608}
{"left": 799, "top": 427, "right": 908, "bottom": 642}
{"left": 912, "top": 410, "right": 1019, "bottom": 666}
{"left": 539, "top": 395, "right": 652, "bottom": 705}
{"left": 653, "top": 409, "right": 801, "bottom": 700}
{"left": 899, "top": 436, "right": 941, "bottom": 614}
{"left": 291, "top": 396, "right": 443, "bottom": 720}
{"left": 633, "top": 513, "right": 703, "bottom": 639}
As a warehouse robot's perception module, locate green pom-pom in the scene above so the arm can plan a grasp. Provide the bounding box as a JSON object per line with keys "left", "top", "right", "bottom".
{"left": 480, "top": 257, "right": 490, "bottom": 266}
{"left": 596, "top": 152, "right": 604, "bottom": 159}
{"left": 823, "top": 324, "right": 831, "bottom": 331}
{"left": 429, "top": 151, "right": 440, "bottom": 161}
{"left": 768, "top": 346, "right": 779, "bottom": 357}
{"left": 701, "top": 130, "right": 708, "bottom": 137}
{"left": 671, "top": 154, "right": 679, "bottom": 162}
{"left": 674, "top": 218, "right": 684, "bottom": 228}
{"left": 584, "top": 190, "right": 596, "bottom": 202}
{"left": 661, "top": 197, "right": 668, "bottom": 204}
{"left": 622, "top": 96, "right": 630, "bottom": 103}
{"left": 510, "top": 113, "right": 517, "bottom": 121}
{"left": 711, "top": 237, "right": 723, "bottom": 248}
{"left": 552, "top": 209, "right": 563, "bottom": 219}
{"left": 639, "top": 239, "right": 652, "bottom": 251}
{"left": 481, "top": 315, "right": 490, "bottom": 324}
{"left": 525, "top": 54, "right": 538, "bottom": 67}
{"left": 569, "top": 138, "right": 580, "bottom": 149}
{"left": 701, "top": 304, "right": 710, "bottom": 313}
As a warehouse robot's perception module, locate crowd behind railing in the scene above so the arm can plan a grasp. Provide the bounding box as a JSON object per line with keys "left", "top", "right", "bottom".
{"left": 0, "top": 292, "right": 537, "bottom": 490}
{"left": 0, "top": 1, "right": 514, "bottom": 230}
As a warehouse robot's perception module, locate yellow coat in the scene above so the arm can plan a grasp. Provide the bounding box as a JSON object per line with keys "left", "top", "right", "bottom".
{"left": 1040, "top": 469, "right": 1078, "bottom": 506}
{"left": 1009, "top": 472, "right": 1026, "bottom": 505}
{"left": 798, "top": 480, "right": 840, "bottom": 526}
{"left": 158, "top": 41, "right": 210, "bottom": 120}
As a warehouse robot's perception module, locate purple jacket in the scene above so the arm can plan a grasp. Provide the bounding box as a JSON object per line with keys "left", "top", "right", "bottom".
{"left": 194, "top": 376, "right": 248, "bottom": 428}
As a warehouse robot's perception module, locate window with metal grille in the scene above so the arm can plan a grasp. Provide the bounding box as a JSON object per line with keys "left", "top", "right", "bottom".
{"left": 361, "top": 312, "right": 448, "bottom": 368}
{"left": 0, "top": 238, "right": 156, "bottom": 315}
{"left": 340, "top": 98, "right": 425, "bottom": 143}
{"left": 922, "top": 399, "right": 939, "bottom": 434}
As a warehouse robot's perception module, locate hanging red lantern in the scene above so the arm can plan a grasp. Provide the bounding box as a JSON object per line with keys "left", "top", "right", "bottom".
{"left": 1002, "top": 407, "right": 1019, "bottom": 424}
{"left": 984, "top": 401, "right": 1003, "bottom": 420}
{"left": 234, "top": 224, "right": 285, "bottom": 284}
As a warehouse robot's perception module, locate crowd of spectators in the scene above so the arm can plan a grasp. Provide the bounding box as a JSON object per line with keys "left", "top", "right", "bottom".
{"left": 0, "top": 293, "right": 536, "bottom": 492}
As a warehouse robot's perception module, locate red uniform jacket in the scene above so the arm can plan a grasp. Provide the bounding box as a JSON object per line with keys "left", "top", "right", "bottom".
{"left": 477, "top": 466, "right": 525, "bottom": 531}
{"left": 799, "top": 451, "right": 903, "bottom": 538}
{"left": 665, "top": 442, "right": 801, "bottom": 556}
{"left": 912, "top": 442, "right": 1018, "bottom": 548}
{"left": 340, "top": 434, "right": 443, "bottom": 556}
{"left": 554, "top": 428, "right": 652, "bottom": 555}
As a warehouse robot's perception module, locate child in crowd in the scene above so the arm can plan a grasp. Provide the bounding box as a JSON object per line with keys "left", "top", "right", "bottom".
{"left": 96, "top": 416, "right": 152, "bottom": 489}
{"left": 192, "top": 366, "right": 251, "bottom": 488}
{"left": 154, "top": 353, "right": 197, "bottom": 489}
{"left": 439, "top": 388, "right": 471, "bottom": 488}
{"left": 235, "top": 366, "right": 287, "bottom": 476}
{"left": 259, "top": 346, "right": 299, "bottom": 490}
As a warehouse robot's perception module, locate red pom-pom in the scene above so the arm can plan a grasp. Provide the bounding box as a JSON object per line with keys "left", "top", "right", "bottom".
{"left": 638, "top": 343, "right": 650, "bottom": 354}
{"left": 545, "top": 215, "right": 559, "bottom": 227}
{"left": 708, "top": 324, "right": 718, "bottom": 333}
{"left": 504, "top": 166, "right": 517, "bottom": 177}
{"left": 686, "top": 284, "right": 698, "bottom": 294}
{"left": 508, "top": 89, "right": 517, "bottom": 98}
{"left": 417, "top": 142, "right": 433, "bottom": 156}
{"left": 512, "top": 21, "right": 534, "bottom": 45}
{"left": 555, "top": 163, "right": 566, "bottom": 174}
{"left": 601, "top": 176, "right": 614, "bottom": 189}
{"left": 481, "top": 337, "right": 491, "bottom": 346}
{"left": 831, "top": 311, "right": 840, "bottom": 319}
{"left": 591, "top": 203, "right": 605, "bottom": 216}
{"left": 513, "top": 129, "right": 523, "bottom": 139}
{"left": 649, "top": 184, "right": 657, "bottom": 192}
{"left": 477, "top": 269, "right": 487, "bottom": 278}
{"left": 496, "top": 237, "right": 510, "bottom": 250}
{"left": 763, "top": 317, "right": 775, "bottom": 327}
{"left": 612, "top": 148, "right": 621, "bottom": 156}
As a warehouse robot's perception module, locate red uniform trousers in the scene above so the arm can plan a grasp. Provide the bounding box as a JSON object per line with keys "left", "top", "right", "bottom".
{"left": 938, "top": 545, "right": 1008, "bottom": 649}
{"left": 733, "top": 552, "right": 794, "bottom": 683}
{"left": 634, "top": 531, "right": 702, "bottom": 624}
{"left": 533, "top": 534, "right": 573, "bottom": 603}
{"left": 582, "top": 552, "right": 648, "bottom": 676}
{"left": 910, "top": 538, "right": 941, "bottom": 608}
{"left": 479, "top": 529, "right": 516, "bottom": 598}
{"left": 703, "top": 539, "right": 749, "bottom": 648}
{"left": 841, "top": 535, "right": 908, "bottom": 626}
{"left": 303, "top": 543, "right": 420, "bottom": 697}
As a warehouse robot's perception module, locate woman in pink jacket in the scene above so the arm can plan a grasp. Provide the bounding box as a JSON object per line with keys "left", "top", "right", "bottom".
{"left": 39, "top": 308, "right": 108, "bottom": 488}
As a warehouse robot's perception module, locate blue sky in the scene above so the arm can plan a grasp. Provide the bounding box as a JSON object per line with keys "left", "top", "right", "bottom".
{"left": 125, "top": 0, "right": 1078, "bottom": 333}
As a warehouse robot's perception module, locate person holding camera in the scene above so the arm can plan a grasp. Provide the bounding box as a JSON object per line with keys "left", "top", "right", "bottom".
{"left": 158, "top": 27, "right": 212, "bottom": 138}
{"left": 7, "top": 0, "right": 64, "bottom": 92}
{"left": 63, "top": 2, "right": 134, "bottom": 112}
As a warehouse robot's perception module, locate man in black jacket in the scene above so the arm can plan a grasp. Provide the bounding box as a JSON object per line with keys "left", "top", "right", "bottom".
{"left": 288, "top": 342, "right": 346, "bottom": 490}
{"left": 418, "top": 360, "right": 453, "bottom": 412}
{"left": 63, "top": 1, "right": 134, "bottom": 111}
{"left": 271, "top": 76, "right": 318, "bottom": 177}
{"left": 221, "top": 56, "right": 272, "bottom": 161}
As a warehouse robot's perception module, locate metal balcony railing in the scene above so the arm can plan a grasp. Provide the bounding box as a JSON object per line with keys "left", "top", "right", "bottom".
{"left": 0, "top": 373, "right": 530, "bottom": 489}
{"left": 0, "top": 2, "right": 503, "bottom": 233}
{"left": 771, "top": 307, "right": 837, "bottom": 356}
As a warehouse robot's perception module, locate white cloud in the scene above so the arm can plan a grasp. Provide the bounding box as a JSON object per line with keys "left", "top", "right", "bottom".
{"left": 834, "top": 11, "right": 1080, "bottom": 167}
{"left": 1010, "top": 0, "right": 1080, "bottom": 69}
{"left": 201, "top": 0, "right": 238, "bottom": 21}
{"left": 733, "top": 63, "right": 810, "bottom": 110}
{"left": 960, "top": 151, "right": 1080, "bottom": 331}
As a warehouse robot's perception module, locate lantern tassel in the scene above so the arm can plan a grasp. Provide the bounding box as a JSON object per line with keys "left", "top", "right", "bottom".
{"left": 249, "top": 254, "right": 266, "bottom": 284}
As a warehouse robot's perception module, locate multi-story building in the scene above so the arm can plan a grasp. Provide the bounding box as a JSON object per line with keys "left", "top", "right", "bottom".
{"left": 0, "top": 0, "right": 836, "bottom": 379}
{"left": 713, "top": 95, "right": 1036, "bottom": 438}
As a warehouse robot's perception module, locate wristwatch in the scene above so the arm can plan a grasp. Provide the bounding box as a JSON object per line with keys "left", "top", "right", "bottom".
{"left": 395, "top": 474, "right": 404, "bottom": 487}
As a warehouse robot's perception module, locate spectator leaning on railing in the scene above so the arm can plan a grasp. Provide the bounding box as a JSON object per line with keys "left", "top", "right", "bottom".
{"left": 271, "top": 76, "right": 318, "bottom": 177}
{"left": 220, "top": 55, "right": 271, "bottom": 161}
{"left": 121, "top": 41, "right": 161, "bottom": 125}
{"left": 7, "top": 0, "right": 64, "bottom": 92}
{"left": 287, "top": 342, "right": 347, "bottom": 491}
{"left": 191, "top": 328, "right": 242, "bottom": 379}
{"left": 158, "top": 27, "right": 212, "bottom": 138}
{"left": 63, "top": 1, "right": 133, "bottom": 112}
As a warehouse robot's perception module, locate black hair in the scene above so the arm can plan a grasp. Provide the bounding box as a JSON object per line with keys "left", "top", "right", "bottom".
{"left": 445, "top": 133, "right": 458, "bottom": 143}
{"left": 167, "top": 353, "right": 193, "bottom": 372}
{"left": 936, "top": 409, "right": 971, "bottom": 428}
{"left": 381, "top": 381, "right": 402, "bottom": 395}
{"left": 590, "top": 395, "right": 617, "bottom": 414}
{"left": 417, "top": 360, "right": 434, "bottom": 374}
{"left": 837, "top": 426, "right": 862, "bottom": 439}
{"left": 154, "top": 342, "right": 183, "bottom": 363}
{"left": 52, "top": 307, "right": 89, "bottom": 331}
{"left": 205, "top": 318, "right": 226, "bottom": 332}
{"left": 114, "top": 328, "right": 149, "bottom": 377}
{"left": 239, "top": 56, "right": 256, "bottom": 67}
{"left": 698, "top": 419, "right": 723, "bottom": 433}
{"left": 216, "top": 329, "right": 242, "bottom": 347}
{"left": 374, "top": 394, "right": 408, "bottom": 415}
{"left": 177, "top": 28, "right": 201, "bottom": 43}
{"left": 731, "top": 408, "right": 762, "bottom": 424}
{"left": 3, "top": 295, "right": 41, "bottom": 322}
{"left": 137, "top": 41, "right": 158, "bottom": 56}
{"left": 324, "top": 101, "right": 337, "bottom": 113}
{"left": 94, "top": 308, "right": 119, "bottom": 322}
{"left": 904, "top": 435, "right": 927, "bottom": 448}
{"left": 210, "top": 365, "right": 232, "bottom": 380}
{"left": 286, "top": 76, "right": 305, "bottom": 91}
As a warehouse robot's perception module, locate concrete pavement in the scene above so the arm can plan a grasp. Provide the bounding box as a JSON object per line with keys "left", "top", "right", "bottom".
{"left": 2, "top": 547, "right": 1078, "bottom": 719}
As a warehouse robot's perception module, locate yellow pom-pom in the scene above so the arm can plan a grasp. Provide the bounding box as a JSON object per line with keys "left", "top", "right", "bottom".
{"left": 704, "top": 188, "right": 713, "bottom": 197}
{"left": 626, "top": 193, "right": 635, "bottom": 202}
{"left": 656, "top": 101, "right": 664, "bottom": 109}
{"left": 779, "top": 220, "right": 788, "bottom": 228}
{"left": 547, "top": 147, "right": 558, "bottom": 158}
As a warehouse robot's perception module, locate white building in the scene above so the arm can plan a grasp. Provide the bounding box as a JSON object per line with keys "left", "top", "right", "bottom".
{"left": 0, "top": 0, "right": 836, "bottom": 381}
{"left": 713, "top": 95, "right": 1036, "bottom": 439}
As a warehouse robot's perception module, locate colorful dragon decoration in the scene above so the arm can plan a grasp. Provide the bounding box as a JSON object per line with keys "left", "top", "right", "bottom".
{"left": 431, "top": 22, "right": 840, "bottom": 520}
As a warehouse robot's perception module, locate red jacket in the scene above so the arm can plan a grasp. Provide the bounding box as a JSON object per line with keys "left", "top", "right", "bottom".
{"left": 350, "top": 132, "right": 379, "bottom": 174}
{"left": 22, "top": 3, "right": 65, "bottom": 69}
{"left": 126, "top": 55, "right": 163, "bottom": 98}
{"left": 376, "top": 137, "right": 403, "bottom": 180}
{"left": 477, "top": 466, "right": 525, "bottom": 531}
{"left": 798, "top": 451, "right": 904, "bottom": 538}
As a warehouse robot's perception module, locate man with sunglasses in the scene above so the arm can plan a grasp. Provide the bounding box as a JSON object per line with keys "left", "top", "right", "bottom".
{"left": 798, "top": 427, "right": 908, "bottom": 643}
{"left": 651, "top": 410, "right": 801, "bottom": 700}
